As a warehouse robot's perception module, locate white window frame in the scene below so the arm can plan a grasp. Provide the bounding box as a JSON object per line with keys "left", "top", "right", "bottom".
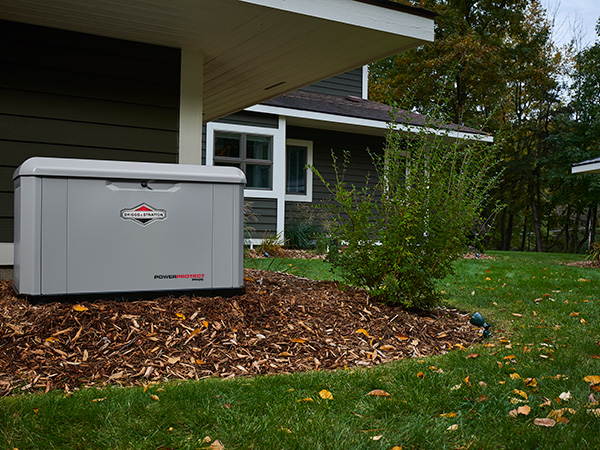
{"left": 285, "top": 139, "right": 313, "bottom": 203}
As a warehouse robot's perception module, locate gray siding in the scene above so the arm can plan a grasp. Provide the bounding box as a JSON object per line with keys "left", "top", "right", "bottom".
{"left": 0, "top": 20, "right": 181, "bottom": 242}
{"left": 285, "top": 127, "right": 385, "bottom": 233}
{"left": 299, "top": 68, "right": 363, "bottom": 98}
{"left": 245, "top": 198, "right": 277, "bottom": 238}
{"left": 216, "top": 111, "right": 279, "bottom": 129}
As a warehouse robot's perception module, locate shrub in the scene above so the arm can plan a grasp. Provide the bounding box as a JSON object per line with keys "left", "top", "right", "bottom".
{"left": 313, "top": 111, "right": 501, "bottom": 310}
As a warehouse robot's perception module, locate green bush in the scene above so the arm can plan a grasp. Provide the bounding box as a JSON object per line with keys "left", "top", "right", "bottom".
{"left": 313, "top": 111, "right": 501, "bottom": 310}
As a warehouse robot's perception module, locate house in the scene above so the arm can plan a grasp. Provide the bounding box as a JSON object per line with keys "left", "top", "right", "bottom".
{"left": 0, "top": 0, "right": 438, "bottom": 268}
{"left": 572, "top": 158, "right": 600, "bottom": 175}
{"left": 207, "top": 68, "right": 493, "bottom": 245}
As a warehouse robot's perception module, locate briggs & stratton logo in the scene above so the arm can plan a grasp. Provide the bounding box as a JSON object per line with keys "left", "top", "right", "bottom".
{"left": 120, "top": 203, "right": 167, "bottom": 226}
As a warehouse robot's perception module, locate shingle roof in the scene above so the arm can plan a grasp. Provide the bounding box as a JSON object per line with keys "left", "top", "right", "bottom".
{"left": 261, "top": 90, "right": 486, "bottom": 135}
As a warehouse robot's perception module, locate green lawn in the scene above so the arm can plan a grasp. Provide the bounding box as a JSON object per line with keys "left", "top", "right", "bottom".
{"left": 2, "top": 251, "right": 600, "bottom": 449}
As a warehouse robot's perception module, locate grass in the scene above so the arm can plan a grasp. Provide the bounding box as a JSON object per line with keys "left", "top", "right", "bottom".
{"left": 2, "top": 251, "right": 600, "bottom": 449}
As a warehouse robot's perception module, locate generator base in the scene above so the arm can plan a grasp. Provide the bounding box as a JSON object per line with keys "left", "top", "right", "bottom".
{"left": 15, "top": 285, "right": 246, "bottom": 304}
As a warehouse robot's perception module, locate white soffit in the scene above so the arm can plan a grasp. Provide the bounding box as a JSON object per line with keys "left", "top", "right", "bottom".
{"left": 572, "top": 162, "right": 600, "bottom": 174}
{"left": 0, "top": 0, "right": 435, "bottom": 122}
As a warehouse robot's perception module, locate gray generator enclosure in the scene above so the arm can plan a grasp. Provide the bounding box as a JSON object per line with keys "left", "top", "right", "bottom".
{"left": 13, "top": 157, "right": 246, "bottom": 297}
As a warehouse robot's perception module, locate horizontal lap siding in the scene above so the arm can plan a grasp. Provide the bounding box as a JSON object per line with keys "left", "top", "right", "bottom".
{"left": 299, "top": 68, "right": 363, "bottom": 98}
{"left": 245, "top": 198, "right": 277, "bottom": 238}
{"left": 0, "top": 20, "right": 181, "bottom": 242}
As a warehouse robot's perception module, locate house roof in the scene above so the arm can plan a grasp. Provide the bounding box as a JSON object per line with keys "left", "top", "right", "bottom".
{"left": 572, "top": 157, "right": 600, "bottom": 174}
{"left": 260, "top": 90, "right": 488, "bottom": 137}
{"left": 0, "top": 0, "right": 435, "bottom": 123}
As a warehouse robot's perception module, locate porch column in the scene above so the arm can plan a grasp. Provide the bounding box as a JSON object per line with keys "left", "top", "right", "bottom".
{"left": 179, "top": 48, "right": 204, "bottom": 165}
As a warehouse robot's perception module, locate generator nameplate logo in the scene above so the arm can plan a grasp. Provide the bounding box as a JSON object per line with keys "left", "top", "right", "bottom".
{"left": 120, "top": 203, "right": 166, "bottom": 226}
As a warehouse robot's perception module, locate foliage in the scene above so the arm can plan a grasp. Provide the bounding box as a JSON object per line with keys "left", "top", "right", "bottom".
{"left": 284, "top": 203, "right": 329, "bottom": 250}
{"left": 313, "top": 107, "right": 501, "bottom": 310}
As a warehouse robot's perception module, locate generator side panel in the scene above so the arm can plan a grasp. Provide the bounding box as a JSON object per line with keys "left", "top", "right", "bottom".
{"left": 211, "top": 184, "right": 244, "bottom": 289}
{"left": 40, "top": 178, "right": 68, "bottom": 295}
{"left": 13, "top": 176, "right": 43, "bottom": 295}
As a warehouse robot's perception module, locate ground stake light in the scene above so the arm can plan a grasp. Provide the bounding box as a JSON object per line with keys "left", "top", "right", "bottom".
{"left": 470, "top": 312, "right": 491, "bottom": 338}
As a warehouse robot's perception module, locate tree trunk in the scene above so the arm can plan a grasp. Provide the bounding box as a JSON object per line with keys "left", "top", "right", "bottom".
{"left": 529, "top": 178, "right": 544, "bottom": 252}
{"left": 520, "top": 218, "right": 528, "bottom": 252}
{"left": 588, "top": 205, "right": 597, "bottom": 250}
{"left": 500, "top": 208, "right": 506, "bottom": 250}
{"left": 505, "top": 213, "right": 514, "bottom": 251}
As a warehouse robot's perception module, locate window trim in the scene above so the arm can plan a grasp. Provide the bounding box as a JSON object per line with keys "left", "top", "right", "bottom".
{"left": 285, "top": 139, "right": 313, "bottom": 202}
{"left": 213, "top": 131, "right": 274, "bottom": 190}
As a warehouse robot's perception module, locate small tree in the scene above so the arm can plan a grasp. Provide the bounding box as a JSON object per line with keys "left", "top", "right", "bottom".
{"left": 313, "top": 109, "right": 501, "bottom": 310}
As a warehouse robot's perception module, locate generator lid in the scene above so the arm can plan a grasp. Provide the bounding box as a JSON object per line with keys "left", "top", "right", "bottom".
{"left": 14, "top": 157, "right": 246, "bottom": 184}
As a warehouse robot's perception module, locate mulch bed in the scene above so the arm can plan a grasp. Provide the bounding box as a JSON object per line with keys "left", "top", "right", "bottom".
{"left": 0, "top": 269, "right": 481, "bottom": 395}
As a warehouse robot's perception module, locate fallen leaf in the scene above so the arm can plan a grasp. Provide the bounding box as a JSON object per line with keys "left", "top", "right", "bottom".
{"left": 45, "top": 337, "right": 59, "bottom": 343}
{"left": 464, "top": 375, "right": 471, "bottom": 386}
{"left": 175, "top": 313, "right": 185, "bottom": 320}
{"left": 477, "top": 395, "right": 489, "bottom": 402}
{"left": 417, "top": 372, "right": 425, "bottom": 379}
{"left": 202, "top": 320, "right": 209, "bottom": 328}
{"left": 279, "top": 428, "right": 292, "bottom": 433}
{"left": 380, "top": 345, "right": 395, "bottom": 351}
{"left": 33, "top": 407, "right": 39, "bottom": 414}
{"left": 513, "top": 389, "right": 528, "bottom": 400}
{"left": 512, "top": 313, "right": 523, "bottom": 317}
{"left": 396, "top": 334, "right": 409, "bottom": 341}
{"left": 447, "top": 424, "right": 459, "bottom": 431}
{"left": 517, "top": 405, "right": 531, "bottom": 415}
{"left": 356, "top": 329, "right": 370, "bottom": 337}
{"left": 466, "top": 353, "right": 479, "bottom": 359}
{"left": 209, "top": 440, "right": 224, "bottom": 450}
{"left": 297, "top": 398, "right": 313, "bottom": 402}
{"left": 278, "top": 352, "right": 293, "bottom": 357}
{"left": 390, "top": 447, "right": 403, "bottom": 450}
{"left": 524, "top": 378, "right": 538, "bottom": 388}
{"left": 366, "top": 389, "right": 391, "bottom": 397}
{"left": 370, "top": 435, "right": 383, "bottom": 441}
{"left": 508, "top": 409, "right": 518, "bottom": 417}
{"left": 454, "top": 344, "right": 466, "bottom": 350}
{"left": 570, "top": 312, "right": 580, "bottom": 317}
{"left": 151, "top": 394, "right": 159, "bottom": 401}
{"left": 534, "top": 418, "right": 556, "bottom": 427}
{"left": 90, "top": 397, "right": 107, "bottom": 402}
{"left": 72, "top": 305, "right": 88, "bottom": 312}
{"left": 504, "top": 355, "right": 517, "bottom": 360}
{"left": 559, "top": 391, "right": 572, "bottom": 402}
{"left": 319, "top": 389, "right": 333, "bottom": 400}
{"left": 510, "top": 373, "right": 521, "bottom": 380}
{"left": 291, "top": 338, "right": 307, "bottom": 343}
{"left": 587, "top": 408, "right": 600, "bottom": 417}
{"left": 584, "top": 375, "right": 600, "bottom": 385}
{"left": 439, "top": 412, "right": 457, "bottom": 418}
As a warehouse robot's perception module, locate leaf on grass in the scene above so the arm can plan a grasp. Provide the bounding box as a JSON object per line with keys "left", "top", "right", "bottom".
{"left": 504, "top": 355, "right": 517, "bottom": 360}
{"left": 559, "top": 391, "right": 572, "bottom": 402}
{"left": 570, "top": 312, "right": 580, "bottom": 317}
{"left": 319, "top": 389, "right": 333, "bottom": 400}
{"left": 297, "top": 397, "right": 313, "bottom": 402}
{"left": 587, "top": 408, "right": 600, "bottom": 417}
{"left": 370, "top": 435, "right": 383, "bottom": 441}
{"left": 447, "top": 424, "right": 459, "bottom": 431}
{"left": 439, "top": 412, "right": 457, "bottom": 418}
{"left": 73, "top": 304, "right": 88, "bottom": 312}
{"left": 517, "top": 405, "right": 531, "bottom": 415}
{"left": 534, "top": 418, "right": 556, "bottom": 427}
{"left": 477, "top": 395, "right": 489, "bottom": 402}
{"left": 524, "top": 378, "right": 538, "bottom": 388}
{"left": 417, "top": 372, "right": 425, "bottom": 379}
{"left": 509, "top": 409, "right": 518, "bottom": 417}
{"left": 464, "top": 375, "right": 471, "bottom": 386}
{"left": 91, "top": 397, "right": 107, "bottom": 402}
{"left": 279, "top": 428, "right": 292, "bottom": 434}
{"left": 512, "top": 313, "right": 523, "bottom": 317}
{"left": 209, "top": 440, "right": 224, "bottom": 450}
{"left": 513, "top": 389, "right": 528, "bottom": 400}
{"left": 151, "top": 394, "right": 159, "bottom": 401}
{"left": 391, "top": 447, "right": 403, "bottom": 450}
{"left": 450, "top": 384, "right": 462, "bottom": 391}
{"left": 584, "top": 375, "right": 600, "bottom": 385}
{"left": 466, "top": 353, "right": 479, "bottom": 359}
{"left": 33, "top": 407, "right": 39, "bottom": 414}
{"left": 356, "top": 329, "right": 370, "bottom": 337}
{"left": 366, "top": 389, "right": 391, "bottom": 397}
{"left": 510, "top": 373, "right": 521, "bottom": 380}
{"left": 454, "top": 344, "right": 466, "bottom": 350}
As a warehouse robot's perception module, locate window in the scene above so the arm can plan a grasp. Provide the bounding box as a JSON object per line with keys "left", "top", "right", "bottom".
{"left": 214, "top": 132, "right": 273, "bottom": 189}
{"left": 285, "top": 139, "right": 313, "bottom": 201}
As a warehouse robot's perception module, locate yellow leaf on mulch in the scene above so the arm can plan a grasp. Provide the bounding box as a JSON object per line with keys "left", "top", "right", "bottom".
{"left": 72, "top": 305, "right": 88, "bottom": 312}
{"left": 356, "top": 329, "right": 370, "bottom": 337}
{"left": 319, "top": 389, "right": 333, "bottom": 400}
{"left": 175, "top": 313, "right": 185, "bottom": 320}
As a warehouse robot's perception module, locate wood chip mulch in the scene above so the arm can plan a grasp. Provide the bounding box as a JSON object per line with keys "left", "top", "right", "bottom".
{"left": 0, "top": 269, "right": 481, "bottom": 396}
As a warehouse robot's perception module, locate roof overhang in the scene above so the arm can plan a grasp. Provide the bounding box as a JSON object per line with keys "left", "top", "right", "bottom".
{"left": 0, "top": 0, "right": 436, "bottom": 122}
{"left": 572, "top": 158, "right": 600, "bottom": 174}
{"left": 247, "top": 104, "right": 494, "bottom": 142}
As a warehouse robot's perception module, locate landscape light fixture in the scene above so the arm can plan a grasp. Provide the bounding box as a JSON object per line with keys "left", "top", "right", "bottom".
{"left": 470, "top": 312, "right": 491, "bottom": 338}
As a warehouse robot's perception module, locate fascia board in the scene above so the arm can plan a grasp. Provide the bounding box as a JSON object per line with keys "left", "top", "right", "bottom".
{"left": 246, "top": 104, "right": 494, "bottom": 142}
{"left": 572, "top": 162, "right": 600, "bottom": 174}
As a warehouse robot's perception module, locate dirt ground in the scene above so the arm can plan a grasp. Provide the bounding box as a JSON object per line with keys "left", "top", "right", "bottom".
{"left": 0, "top": 269, "right": 482, "bottom": 395}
